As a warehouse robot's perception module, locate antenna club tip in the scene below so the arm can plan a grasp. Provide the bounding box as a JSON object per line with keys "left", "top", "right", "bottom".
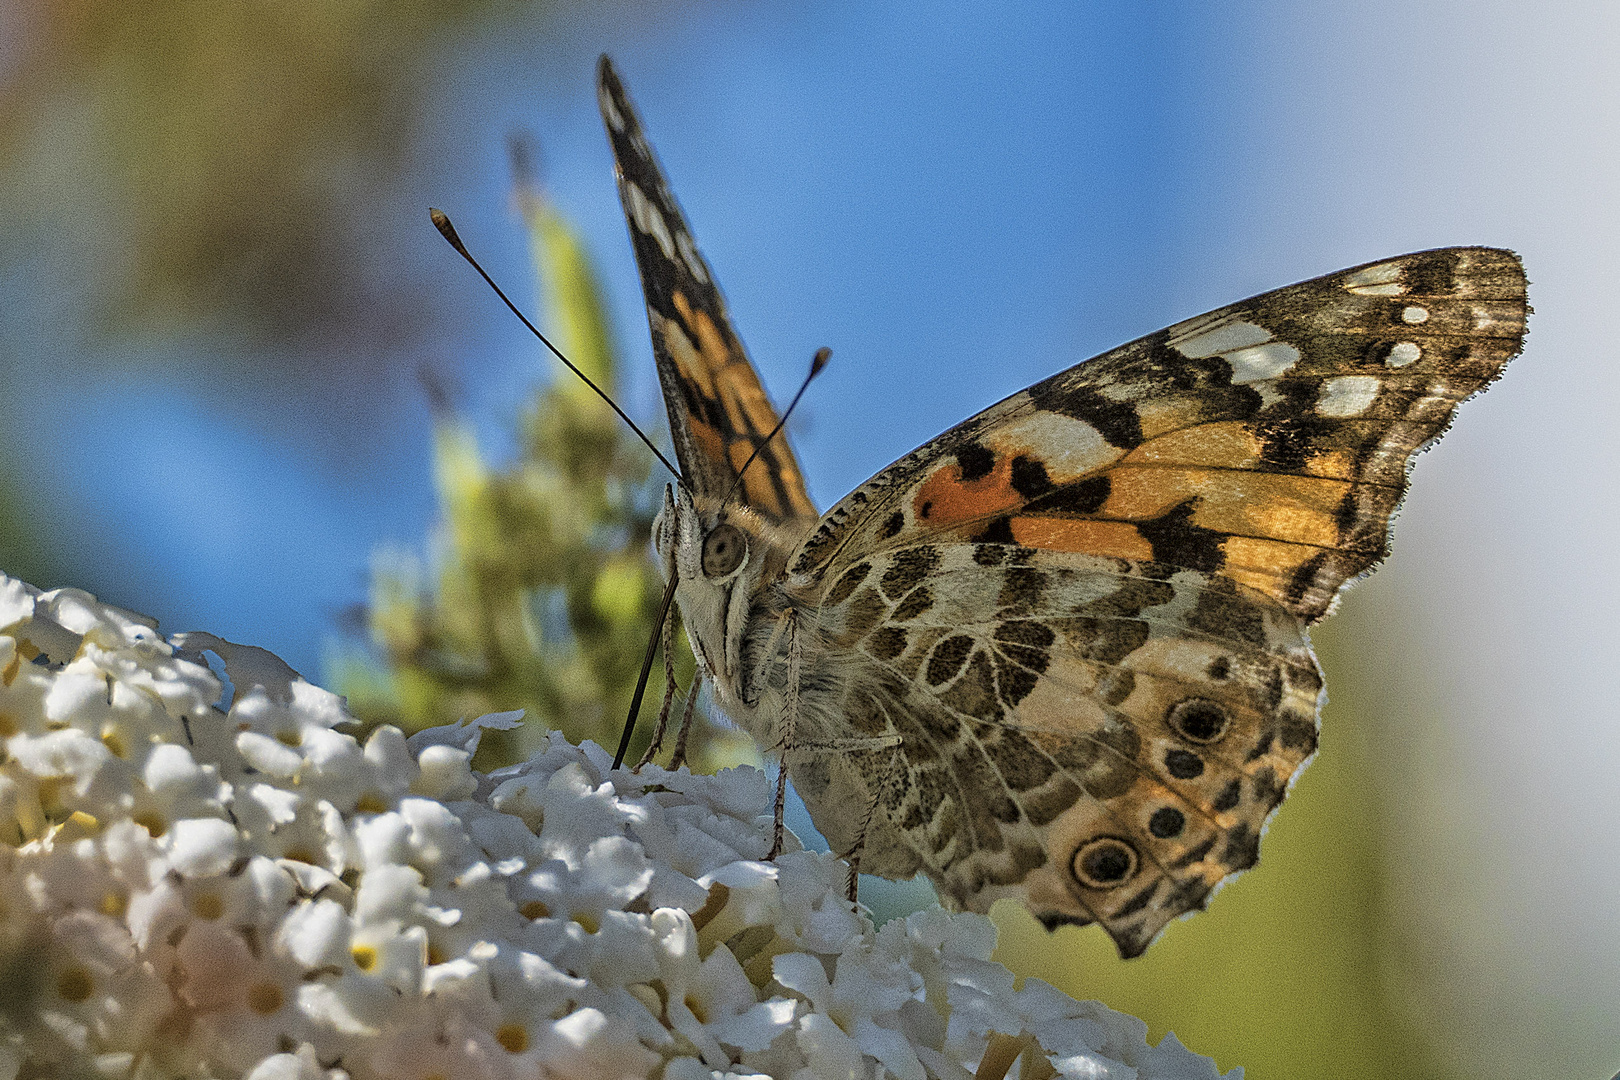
{"left": 811, "top": 346, "right": 832, "bottom": 376}
{"left": 429, "top": 208, "right": 466, "bottom": 252}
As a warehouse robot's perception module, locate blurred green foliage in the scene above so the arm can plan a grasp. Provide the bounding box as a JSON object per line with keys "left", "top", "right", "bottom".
{"left": 0, "top": 0, "right": 551, "bottom": 587}
{"left": 0, "top": 0, "right": 519, "bottom": 348}
{"left": 333, "top": 167, "right": 752, "bottom": 774}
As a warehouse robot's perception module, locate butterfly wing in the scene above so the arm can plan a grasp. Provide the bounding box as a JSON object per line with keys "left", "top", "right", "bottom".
{"left": 792, "top": 545, "right": 1322, "bottom": 958}
{"left": 795, "top": 248, "right": 1526, "bottom": 616}
{"left": 597, "top": 57, "right": 816, "bottom": 524}
{"left": 786, "top": 248, "right": 1527, "bottom": 955}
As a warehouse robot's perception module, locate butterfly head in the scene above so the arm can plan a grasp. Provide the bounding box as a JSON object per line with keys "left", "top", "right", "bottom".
{"left": 654, "top": 483, "right": 779, "bottom": 697}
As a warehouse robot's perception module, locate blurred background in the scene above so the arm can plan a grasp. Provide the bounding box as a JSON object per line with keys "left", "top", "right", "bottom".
{"left": 1, "top": 0, "right": 1614, "bottom": 1076}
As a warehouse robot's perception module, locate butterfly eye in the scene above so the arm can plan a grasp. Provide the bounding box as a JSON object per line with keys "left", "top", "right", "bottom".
{"left": 701, "top": 523, "right": 747, "bottom": 578}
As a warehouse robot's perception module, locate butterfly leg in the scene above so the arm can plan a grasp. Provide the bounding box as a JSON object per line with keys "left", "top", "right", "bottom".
{"left": 765, "top": 608, "right": 808, "bottom": 860}
{"left": 769, "top": 762, "right": 790, "bottom": 860}
{"left": 633, "top": 599, "right": 681, "bottom": 770}
{"left": 776, "top": 733, "right": 904, "bottom": 900}
{"left": 838, "top": 740, "right": 906, "bottom": 902}
{"left": 667, "top": 672, "right": 703, "bottom": 770}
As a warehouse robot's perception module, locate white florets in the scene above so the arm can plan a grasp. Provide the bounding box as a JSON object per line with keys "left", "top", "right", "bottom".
{"left": 0, "top": 573, "right": 1237, "bottom": 1079}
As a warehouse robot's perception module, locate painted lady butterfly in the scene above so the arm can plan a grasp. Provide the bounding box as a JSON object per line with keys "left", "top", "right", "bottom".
{"left": 596, "top": 57, "right": 1527, "bottom": 957}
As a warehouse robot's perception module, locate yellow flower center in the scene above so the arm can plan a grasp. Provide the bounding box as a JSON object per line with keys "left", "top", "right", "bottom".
{"left": 191, "top": 893, "right": 225, "bottom": 920}
{"left": 247, "top": 982, "right": 284, "bottom": 1015}
{"left": 57, "top": 967, "right": 93, "bottom": 1003}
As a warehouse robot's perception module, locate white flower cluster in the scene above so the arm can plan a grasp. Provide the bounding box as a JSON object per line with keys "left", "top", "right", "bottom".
{"left": 0, "top": 573, "right": 1236, "bottom": 1080}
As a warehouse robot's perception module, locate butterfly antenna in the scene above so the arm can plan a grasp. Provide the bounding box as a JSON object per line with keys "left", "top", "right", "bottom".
{"left": 612, "top": 571, "right": 680, "bottom": 770}
{"left": 721, "top": 346, "right": 831, "bottom": 509}
{"left": 429, "top": 207, "right": 683, "bottom": 483}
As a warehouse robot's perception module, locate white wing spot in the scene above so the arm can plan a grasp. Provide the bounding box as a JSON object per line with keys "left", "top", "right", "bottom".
{"left": 676, "top": 230, "right": 709, "bottom": 285}
{"left": 1252, "top": 382, "right": 1288, "bottom": 410}
{"left": 1346, "top": 262, "right": 1406, "bottom": 296}
{"left": 625, "top": 182, "right": 677, "bottom": 262}
{"left": 1401, "top": 305, "right": 1429, "bottom": 324}
{"left": 1317, "top": 375, "right": 1381, "bottom": 417}
{"left": 990, "top": 409, "right": 1119, "bottom": 479}
{"left": 1169, "top": 317, "right": 1271, "bottom": 358}
{"left": 1166, "top": 317, "right": 1300, "bottom": 382}
{"left": 1225, "top": 342, "right": 1302, "bottom": 383}
{"left": 599, "top": 88, "right": 626, "bottom": 133}
{"left": 1386, "top": 341, "right": 1422, "bottom": 368}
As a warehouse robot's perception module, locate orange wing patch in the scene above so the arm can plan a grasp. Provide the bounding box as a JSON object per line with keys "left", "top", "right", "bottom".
{"left": 1006, "top": 519, "right": 1153, "bottom": 561}
{"left": 909, "top": 455, "right": 1024, "bottom": 531}
{"left": 1125, "top": 422, "right": 1263, "bottom": 471}
{"left": 1100, "top": 469, "right": 1348, "bottom": 549}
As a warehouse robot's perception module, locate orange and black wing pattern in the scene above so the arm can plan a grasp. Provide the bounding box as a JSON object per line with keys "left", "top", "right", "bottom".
{"left": 793, "top": 247, "right": 1528, "bottom": 620}
{"left": 598, "top": 57, "right": 816, "bottom": 525}
{"left": 784, "top": 248, "right": 1524, "bottom": 955}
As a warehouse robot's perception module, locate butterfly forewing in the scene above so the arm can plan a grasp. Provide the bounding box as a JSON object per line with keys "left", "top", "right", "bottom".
{"left": 601, "top": 56, "right": 1527, "bottom": 959}
{"left": 597, "top": 57, "right": 816, "bottom": 524}
{"left": 792, "top": 248, "right": 1527, "bottom": 623}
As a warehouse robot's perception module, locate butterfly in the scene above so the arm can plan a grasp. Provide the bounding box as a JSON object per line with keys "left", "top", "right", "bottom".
{"left": 595, "top": 56, "right": 1528, "bottom": 957}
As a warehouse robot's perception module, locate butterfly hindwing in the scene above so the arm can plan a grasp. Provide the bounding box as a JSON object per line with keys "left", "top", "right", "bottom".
{"left": 597, "top": 57, "right": 815, "bottom": 524}
{"left": 794, "top": 545, "right": 1323, "bottom": 956}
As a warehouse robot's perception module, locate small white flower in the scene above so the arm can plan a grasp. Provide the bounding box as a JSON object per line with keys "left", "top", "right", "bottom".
{"left": 278, "top": 898, "right": 352, "bottom": 970}
{"left": 541, "top": 1006, "right": 663, "bottom": 1080}
{"left": 412, "top": 744, "right": 478, "bottom": 801}
{"left": 794, "top": 1011, "right": 868, "bottom": 1080}
{"left": 142, "top": 742, "right": 217, "bottom": 804}
{"left": 242, "top": 1045, "right": 330, "bottom": 1080}
{"left": 237, "top": 731, "right": 306, "bottom": 779}
{"left": 0, "top": 573, "right": 1239, "bottom": 1079}
{"left": 165, "top": 816, "right": 241, "bottom": 877}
